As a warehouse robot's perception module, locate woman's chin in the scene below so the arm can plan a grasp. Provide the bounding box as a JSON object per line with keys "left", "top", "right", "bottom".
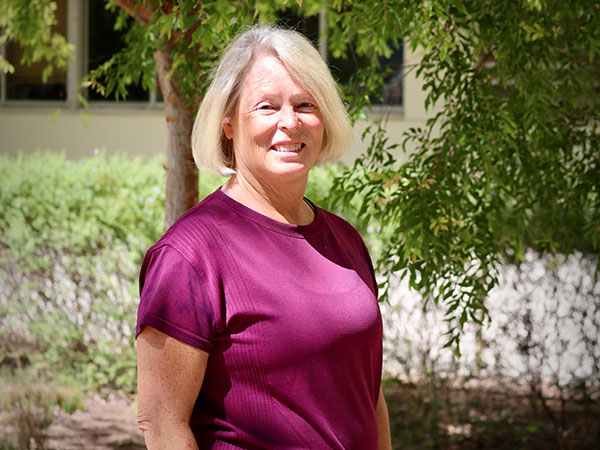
{"left": 266, "top": 152, "right": 316, "bottom": 177}
{"left": 272, "top": 164, "right": 312, "bottom": 180}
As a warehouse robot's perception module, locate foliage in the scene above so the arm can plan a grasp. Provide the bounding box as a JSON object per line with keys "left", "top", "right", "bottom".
{"left": 0, "top": 0, "right": 318, "bottom": 105}
{"left": 326, "top": 0, "right": 600, "bottom": 351}
{"left": 382, "top": 250, "right": 600, "bottom": 448}
{"left": 4, "top": 0, "right": 599, "bottom": 348}
{"left": 0, "top": 0, "right": 73, "bottom": 80}
{"left": 82, "top": 0, "right": 316, "bottom": 105}
{"left": 0, "top": 151, "right": 166, "bottom": 393}
{"left": 0, "top": 152, "right": 358, "bottom": 394}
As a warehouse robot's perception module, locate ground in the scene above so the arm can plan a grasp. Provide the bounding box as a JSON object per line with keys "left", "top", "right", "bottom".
{"left": 43, "top": 395, "right": 144, "bottom": 450}
{"left": 0, "top": 394, "right": 144, "bottom": 450}
{"left": 1, "top": 381, "right": 598, "bottom": 449}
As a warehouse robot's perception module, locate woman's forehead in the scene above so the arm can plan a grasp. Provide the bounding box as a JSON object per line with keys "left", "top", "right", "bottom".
{"left": 240, "top": 55, "right": 312, "bottom": 100}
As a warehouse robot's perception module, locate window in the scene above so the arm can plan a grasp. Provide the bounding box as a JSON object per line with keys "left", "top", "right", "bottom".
{"left": 87, "top": 0, "right": 150, "bottom": 102}
{"left": 5, "top": 0, "right": 68, "bottom": 101}
{"left": 1, "top": 2, "right": 398, "bottom": 109}
{"left": 276, "top": 11, "right": 321, "bottom": 47}
{"left": 276, "top": 8, "right": 403, "bottom": 108}
{"left": 0, "top": 0, "right": 160, "bottom": 105}
{"left": 378, "top": 44, "right": 404, "bottom": 107}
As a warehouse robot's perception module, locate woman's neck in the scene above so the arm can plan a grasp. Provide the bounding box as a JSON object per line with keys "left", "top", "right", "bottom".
{"left": 222, "top": 173, "right": 314, "bottom": 226}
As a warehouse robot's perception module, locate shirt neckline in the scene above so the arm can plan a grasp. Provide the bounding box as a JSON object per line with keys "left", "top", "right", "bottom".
{"left": 213, "top": 188, "right": 324, "bottom": 238}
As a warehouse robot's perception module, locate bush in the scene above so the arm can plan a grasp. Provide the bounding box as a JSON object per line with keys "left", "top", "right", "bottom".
{"left": 0, "top": 152, "right": 368, "bottom": 394}
{"left": 382, "top": 250, "right": 600, "bottom": 449}
{"left": 0, "top": 151, "right": 167, "bottom": 393}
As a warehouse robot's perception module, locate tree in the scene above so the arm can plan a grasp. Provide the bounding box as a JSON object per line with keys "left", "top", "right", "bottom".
{"left": 326, "top": 0, "right": 600, "bottom": 352}
{"left": 3, "top": 0, "right": 599, "bottom": 348}
{"left": 82, "top": 0, "right": 272, "bottom": 228}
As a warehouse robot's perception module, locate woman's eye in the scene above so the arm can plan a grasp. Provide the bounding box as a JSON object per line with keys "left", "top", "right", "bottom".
{"left": 257, "top": 103, "right": 275, "bottom": 110}
{"left": 298, "top": 102, "right": 316, "bottom": 110}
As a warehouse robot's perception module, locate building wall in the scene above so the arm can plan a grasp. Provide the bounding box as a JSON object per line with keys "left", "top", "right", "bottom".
{"left": 0, "top": 47, "right": 434, "bottom": 166}
{"left": 0, "top": 106, "right": 166, "bottom": 160}
{"left": 0, "top": 110, "right": 428, "bottom": 166}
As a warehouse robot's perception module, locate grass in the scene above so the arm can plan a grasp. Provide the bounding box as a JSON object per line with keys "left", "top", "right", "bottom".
{"left": 0, "top": 365, "right": 84, "bottom": 450}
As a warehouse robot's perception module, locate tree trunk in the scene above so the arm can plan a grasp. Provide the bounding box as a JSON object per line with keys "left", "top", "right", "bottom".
{"left": 154, "top": 48, "right": 198, "bottom": 229}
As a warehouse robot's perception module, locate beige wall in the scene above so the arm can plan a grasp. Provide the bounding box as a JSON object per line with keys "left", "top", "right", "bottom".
{"left": 0, "top": 48, "right": 435, "bottom": 166}
{"left": 0, "top": 106, "right": 427, "bottom": 165}
{"left": 0, "top": 106, "right": 167, "bottom": 160}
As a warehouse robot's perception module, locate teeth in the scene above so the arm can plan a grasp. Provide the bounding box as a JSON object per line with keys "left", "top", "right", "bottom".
{"left": 273, "top": 143, "right": 302, "bottom": 152}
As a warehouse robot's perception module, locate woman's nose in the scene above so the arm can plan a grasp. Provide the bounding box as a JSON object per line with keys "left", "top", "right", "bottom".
{"left": 278, "top": 107, "right": 301, "bottom": 131}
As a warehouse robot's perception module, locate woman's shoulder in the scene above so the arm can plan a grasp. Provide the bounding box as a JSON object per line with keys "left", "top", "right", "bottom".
{"left": 312, "top": 206, "right": 372, "bottom": 256}
{"left": 318, "top": 207, "right": 364, "bottom": 240}
{"left": 146, "top": 190, "right": 229, "bottom": 261}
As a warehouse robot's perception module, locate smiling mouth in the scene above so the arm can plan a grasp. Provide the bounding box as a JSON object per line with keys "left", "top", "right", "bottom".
{"left": 271, "top": 143, "right": 305, "bottom": 152}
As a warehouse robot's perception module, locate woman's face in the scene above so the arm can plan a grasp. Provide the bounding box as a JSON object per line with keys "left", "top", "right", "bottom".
{"left": 222, "top": 53, "right": 324, "bottom": 185}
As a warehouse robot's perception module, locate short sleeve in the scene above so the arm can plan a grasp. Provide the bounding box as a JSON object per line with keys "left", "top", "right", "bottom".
{"left": 136, "top": 244, "right": 221, "bottom": 352}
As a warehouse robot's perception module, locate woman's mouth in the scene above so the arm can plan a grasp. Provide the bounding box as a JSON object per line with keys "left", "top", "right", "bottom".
{"left": 271, "top": 143, "right": 305, "bottom": 152}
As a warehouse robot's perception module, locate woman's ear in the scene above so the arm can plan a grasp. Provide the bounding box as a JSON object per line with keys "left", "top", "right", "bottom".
{"left": 222, "top": 116, "right": 233, "bottom": 140}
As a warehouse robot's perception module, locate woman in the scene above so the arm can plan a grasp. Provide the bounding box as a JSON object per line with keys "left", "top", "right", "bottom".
{"left": 136, "top": 25, "right": 391, "bottom": 449}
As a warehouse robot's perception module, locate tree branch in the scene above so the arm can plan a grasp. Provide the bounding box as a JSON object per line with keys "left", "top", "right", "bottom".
{"left": 113, "top": 1, "right": 205, "bottom": 48}
{"left": 0, "top": 25, "right": 6, "bottom": 51}
{"left": 112, "top": 0, "right": 155, "bottom": 26}
{"left": 183, "top": 11, "right": 205, "bottom": 44}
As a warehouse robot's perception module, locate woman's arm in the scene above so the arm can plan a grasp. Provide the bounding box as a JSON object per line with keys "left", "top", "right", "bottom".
{"left": 136, "top": 326, "right": 209, "bottom": 450}
{"left": 376, "top": 386, "right": 392, "bottom": 450}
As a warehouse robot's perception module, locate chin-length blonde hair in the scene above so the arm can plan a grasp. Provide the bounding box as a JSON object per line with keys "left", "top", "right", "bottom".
{"left": 191, "top": 25, "right": 352, "bottom": 176}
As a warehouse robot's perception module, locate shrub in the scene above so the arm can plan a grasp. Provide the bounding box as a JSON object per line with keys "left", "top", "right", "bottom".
{"left": 382, "top": 250, "right": 600, "bottom": 449}
{"left": 0, "top": 151, "right": 168, "bottom": 393}
{"left": 0, "top": 152, "right": 370, "bottom": 394}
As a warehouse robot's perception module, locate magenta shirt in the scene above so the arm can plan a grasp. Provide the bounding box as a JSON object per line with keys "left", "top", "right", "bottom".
{"left": 137, "top": 189, "right": 383, "bottom": 449}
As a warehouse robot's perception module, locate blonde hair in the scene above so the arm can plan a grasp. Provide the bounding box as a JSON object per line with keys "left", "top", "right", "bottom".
{"left": 191, "top": 25, "right": 352, "bottom": 176}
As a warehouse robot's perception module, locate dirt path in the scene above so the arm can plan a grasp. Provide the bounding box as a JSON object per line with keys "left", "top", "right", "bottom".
{"left": 43, "top": 395, "right": 144, "bottom": 450}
